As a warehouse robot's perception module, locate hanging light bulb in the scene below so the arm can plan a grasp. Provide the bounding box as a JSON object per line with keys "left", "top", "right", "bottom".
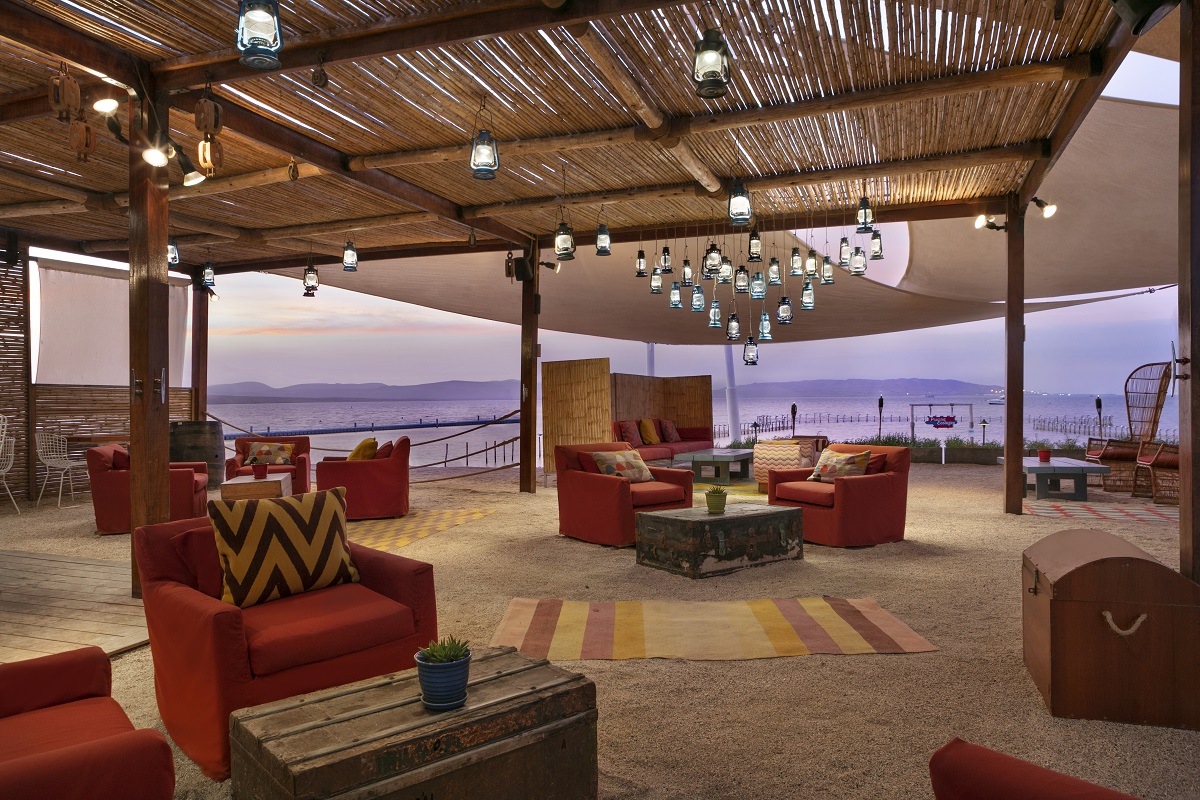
{"left": 870, "top": 230, "right": 884, "bottom": 260}
{"left": 767, "top": 257, "right": 781, "bottom": 285}
{"left": 681, "top": 259, "right": 694, "bottom": 286}
{"left": 708, "top": 298, "right": 722, "bottom": 328}
{"left": 725, "top": 312, "right": 741, "bottom": 341}
{"left": 801, "top": 277, "right": 815, "bottom": 310}
{"left": 805, "top": 249, "right": 819, "bottom": 277}
{"left": 692, "top": 27, "right": 730, "bottom": 98}
{"left": 758, "top": 311, "right": 773, "bottom": 341}
{"left": 668, "top": 281, "right": 682, "bottom": 308}
{"left": 717, "top": 257, "right": 733, "bottom": 284}
{"left": 777, "top": 296, "right": 794, "bottom": 324}
{"left": 650, "top": 266, "right": 663, "bottom": 293}
{"left": 750, "top": 271, "right": 766, "bottom": 299}
{"left": 595, "top": 223, "right": 611, "bottom": 256}
{"left": 705, "top": 241, "right": 722, "bottom": 270}
{"left": 734, "top": 265, "right": 750, "bottom": 293}
{"left": 743, "top": 336, "right": 759, "bottom": 365}
{"left": 849, "top": 246, "right": 867, "bottom": 276}
{"left": 691, "top": 285, "right": 706, "bottom": 311}
{"left": 728, "top": 182, "right": 751, "bottom": 226}
{"left": 821, "top": 256, "right": 836, "bottom": 285}
{"left": 838, "top": 236, "right": 851, "bottom": 266}
{"left": 236, "top": 0, "right": 283, "bottom": 70}
{"left": 660, "top": 246, "right": 672, "bottom": 273}
{"left": 302, "top": 261, "right": 319, "bottom": 297}
{"left": 635, "top": 249, "right": 647, "bottom": 277}
{"left": 201, "top": 262, "right": 215, "bottom": 288}
{"left": 747, "top": 229, "right": 762, "bottom": 262}
{"left": 856, "top": 196, "right": 875, "bottom": 233}
{"left": 167, "top": 238, "right": 179, "bottom": 265}
{"left": 342, "top": 241, "right": 358, "bottom": 271}
{"left": 789, "top": 247, "right": 803, "bottom": 276}
{"left": 554, "top": 221, "right": 576, "bottom": 261}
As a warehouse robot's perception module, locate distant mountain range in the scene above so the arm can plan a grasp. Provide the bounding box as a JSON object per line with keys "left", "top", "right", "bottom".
{"left": 718, "top": 378, "right": 1004, "bottom": 398}
{"left": 209, "top": 380, "right": 521, "bottom": 403}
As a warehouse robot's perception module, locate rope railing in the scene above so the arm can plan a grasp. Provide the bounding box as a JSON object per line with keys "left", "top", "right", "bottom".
{"left": 411, "top": 436, "right": 519, "bottom": 468}
{"left": 408, "top": 410, "right": 520, "bottom": 446}
{"left": 411, "top": 463, "right": 519, "bottom": 483}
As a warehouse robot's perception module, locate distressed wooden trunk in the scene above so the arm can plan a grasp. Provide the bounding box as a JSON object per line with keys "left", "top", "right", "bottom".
{"left": 1022, "top": 529, "right": 1200, "bottom": 730}
{"left": 230, "top": 647, "right": 598, "bottom": 800}
{"left": 635, "top": 504, "right": 803, "bottom": 578}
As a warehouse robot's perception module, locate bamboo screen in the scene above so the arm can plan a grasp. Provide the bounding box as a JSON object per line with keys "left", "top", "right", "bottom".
{"left": 1123, "top": 362, "right": 1171, "bottom": 443}
{"left": 610, "top": 374, "right": 667, "bottom": 424}
{"left": 540, "top": 358, "right": 612, "bottom": 474}
{"left": 662, "top": 376, "right": 715, "bottom": 431}
{"left": 0, "top": 255, "right": 29, "bottom": 498}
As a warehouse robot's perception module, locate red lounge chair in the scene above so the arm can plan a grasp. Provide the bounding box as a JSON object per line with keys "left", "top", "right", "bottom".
{"left": 225, "top": 435, "right": 311, "bottom": 493}
{"left": 85, "top": 444, "right": 208, "bottom": 535}
{"left": 316, "top": 436, "right": 410, "bottom": 520}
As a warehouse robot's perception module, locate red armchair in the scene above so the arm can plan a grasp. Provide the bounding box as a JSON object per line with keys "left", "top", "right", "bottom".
{"left": 0, "top": 646, "right": 174, "bottom": 800}
{"left": 225, "top": 435, "right": 310, "bottom": 493}
{"left": 768, "top": 443, "right": 911, "bottom": 547}
{"left": 316, "top": 436, "right": 410, "bottom": 520}
{"left": 930, "top": 738, "right": 1137, "bottom": 799}
{"left": 134, "top": 515, "right": 437, "bottom": 780}
{"left": 86, "top": 444, "right": 208, "bottom": 535}
{"left": 554, "top": 442, "right": 693, "bottom": 547}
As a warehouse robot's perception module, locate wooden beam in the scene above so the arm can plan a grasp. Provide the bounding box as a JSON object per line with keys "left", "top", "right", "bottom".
{"left": 519, "top": 239, "right": 539, "bottom": 494}
{"left": 1180, "top": 0, "right": 1200, "bottom": 580}
{"left": 260, "top": 212, "right": 439, "bottom": 240}
{"left": 153, "top": 0, "right": 689, "bottom": 93}
{"left": 0, "top": 166, "right": 92, "bottom": 204}
{"left": 0, "top": 0, "right": 143, "bottom": 89}
{"left": 0, "top": 88, "right": 55, "bottom": 126}
{"left": 1003, "top": 193, "right": 1026, "bottom": 515}
{"left": 0, "top": 201, "right": 88, "bottom": 220}
{"left": 111, "top": 163, "right": 325, "bottom": 207}
{"left": 191, "top": 282, "right": 209, "bottom": 422}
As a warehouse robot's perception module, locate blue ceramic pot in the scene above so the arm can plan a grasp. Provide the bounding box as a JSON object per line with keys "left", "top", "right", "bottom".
{"left": 414, "top": 650, "right": 471, "bottom": 711}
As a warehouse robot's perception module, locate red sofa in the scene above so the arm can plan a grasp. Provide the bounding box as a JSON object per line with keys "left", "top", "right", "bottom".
{"left": 554, "top": 441, "right": 693, "bottom": 546}
{"left": 134, "top": 515, "right": 437, "bottom": 780}
{"left": 611, "top": 419, "right": 712, "bottom": 461}
{"left": 225, "top": 435, "right": 311, "bottom": 493}
{"left": 0, "top": 646, "right": 174, "bottom": 800}
{"left": 316, "top": 436, "right": 411, "bottom": 520}
{"left": 768, "top": 443, "right": 911, "bottom": 547}
{"left": 930, "top": 738, "right": 1137, "bottom": 799}
{"left": 85, "top": 444, "right": 208, "bottom": 535}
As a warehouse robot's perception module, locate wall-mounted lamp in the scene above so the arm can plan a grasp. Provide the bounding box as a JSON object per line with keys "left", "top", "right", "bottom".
{"left": 974, "top": 215, "right": 1007, "bottom": 232}
{"left": 1032, "top": 197, "right": 1057, "bottom": 218}
{"left": 176, "top": 148, "right": 205, "bottom": 186}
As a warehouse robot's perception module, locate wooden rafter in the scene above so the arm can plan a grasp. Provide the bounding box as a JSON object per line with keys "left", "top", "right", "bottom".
{"left": 0, "top": 0, "right": 142, "bottom": 88}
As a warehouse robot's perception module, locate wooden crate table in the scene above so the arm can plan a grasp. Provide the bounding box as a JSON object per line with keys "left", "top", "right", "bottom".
{"left": 230, "top": 646, "right": 598, "bottom": 800}
{"left": 220, "top": 473, "right": 293, "bottom": 501}
{"left": 1000, "top": 457, "right": 1110, "bottom": 501}
{"left": 672, "top": 448, "right": 754, "bottom": 485}
{"left": 635, "top": 504, "right": 803, "bottom": 578}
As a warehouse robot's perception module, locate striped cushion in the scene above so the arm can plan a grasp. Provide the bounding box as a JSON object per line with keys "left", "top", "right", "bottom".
{"left": 208, "top": 487, "right": 359, "bottom": 608}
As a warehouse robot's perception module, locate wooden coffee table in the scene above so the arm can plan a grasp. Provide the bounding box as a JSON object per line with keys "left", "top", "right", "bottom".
{"left": 673, "top": 448, "right": 754, "bottom": 485}
{"left": 635, "top": 504, "right": 803, "bottom": 578}
{"left": 220, "top": 473, "right": 292, "bottom": 501}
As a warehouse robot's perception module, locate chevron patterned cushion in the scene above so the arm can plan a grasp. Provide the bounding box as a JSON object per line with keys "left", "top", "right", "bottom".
{"left": 208, "top": 487, "right": 360, "bottom": 608}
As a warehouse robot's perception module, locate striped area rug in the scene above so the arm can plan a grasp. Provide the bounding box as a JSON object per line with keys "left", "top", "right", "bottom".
{"left": 1023, "top": 502, "right": 1178, "bottom": 523}
{"left": 346, "top": 509, "right": 494, "bottom": 552}
{"left": 490, "top": 597, "right": 936, "bottom": 661}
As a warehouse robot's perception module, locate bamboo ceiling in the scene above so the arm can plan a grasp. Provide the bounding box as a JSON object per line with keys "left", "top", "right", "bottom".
{"left": 0, "top": 0, "right": 1163, "bottom": 343}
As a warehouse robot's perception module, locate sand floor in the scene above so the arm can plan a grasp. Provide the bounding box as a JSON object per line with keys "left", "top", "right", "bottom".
{"left": 1, "top": 465, "right": 1198, "bottom": 799}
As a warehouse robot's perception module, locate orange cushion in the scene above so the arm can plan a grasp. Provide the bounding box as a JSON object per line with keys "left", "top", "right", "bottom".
{"left": 242, "top": 583, "right": 415, "bottom": 676}
{"left": 776, "top": 480, "right": 835, "bottom": 506}
{"left": 638, "top": 418, "right": 661, "bottom": 445}
{"left": 865, "top": 453, "right": 888, "bottom": 474}
{"left": 374, "top": 441, "right": 394, "bottom": 459}
{"left": 0, "top": 697, "right": 133, "bottom": 762}
{"left": 629, "top": 480, "right": 686, "bottom": 507}
{"left": 111, "top": 446, "right": 130, "bottom": 470}
{"left": 577, "top": 452, "right": 601, "bottom": 473}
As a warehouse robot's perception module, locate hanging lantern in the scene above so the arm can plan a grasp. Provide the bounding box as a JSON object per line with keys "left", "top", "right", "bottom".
{"left": 470, "top": 129, "right": 498, "bottom": 180}
{"left": 725, "top": 312, "right": 741, "bottom": 341}
{"left": 747, "top": 229, "right": 762, "bottom": 262}
{"left": 668, "top": 281, "right": 683, "bottom": 308}
{"left": 197, "top": 135, "right": 224, "bottom": 177}
{"left": 67, "top": 112, "right": 96, "bottom": 162}
{"left": 681, "top": 259, "right": 694, "bottom": 287}
{"left": 758, "top": 312, "right": 773, "bottom": 341}
{"left": 595, "top": 223, "right": 611, "bottom": 256}
{"left": 48, "top": 63, "right": 81, "bottom": 122}
{"left": 733, "top": 265, "right": 750, "bottom": 293}
{"left": 554, "top": 221, "right": 576, "bottom": 261}
{"left": 838, "top": 236, "right": 851, "bottom": 266}
{"left": 692, "top": 28, "right": 730, "bottom": 99}
{"left": 743, "top": 336, "right": 759, "bottom": 365}
{"left": 167, "top": 239, "right": 179, "bottom": 265}
{"left": 805, "top": 249, "right": 819, "bottom": 277}
{"left": 342, "top": 241, "right": 358, "bottom": 271}
{"left": 801, "top": 277, "right": 815, "bottom": 310}
{"left": 777, "top": 296, "right": 794, "bottom": 324}
{"left": 660, "top": 246, "right": 672, "bottom": 273}
{"left": 237, "top": 0, "right": 283, "bottom": 70}
{"left": 789, "top": 247, "right": 803, "bottom": 276}
{"left": 705, "top": 242, "right": 722, "bottom": 270}
{"left": 691, "top": 285, "right": 706, "bottom": 311}
{"left": 856, "top": 196, "right": 875, "bottom": 233}
{"left": 650, "top": 266, "right": 663, "bottom": 293}
{"left": 849, "top": 246, "right": 867, "bottom": 276}
{"left": 821, "top": 256, "right": 836, "bottom": 285}
{"left": 870, "top": 230, "right": 884, "bottom": 260}
{"left": 201, "top": 262, "right": 216, "bottom": 288}
{"left": 708, "top": 298, "right": 722, "bottom": 328}
{"left": 767, "top": 257, "right": 782, "bottom": 285}
{"left": 728, "top": 182, "right": 751, "bottom": 226}
{"left": 750, "top": 271, "right": 766, "bottom": 299}
{"left": 635, "top": 249, "right": 647, "bottom": 277}
{"left": 717, "top": 257, "right": 733, "bottom": 284}
{"left": 302, "top": 262, "right": 319, "bottom": 296}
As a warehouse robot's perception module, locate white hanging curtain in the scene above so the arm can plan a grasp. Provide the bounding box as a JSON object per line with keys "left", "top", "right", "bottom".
{"left": 34, "top": 258, "right": 191, "bottom": 386}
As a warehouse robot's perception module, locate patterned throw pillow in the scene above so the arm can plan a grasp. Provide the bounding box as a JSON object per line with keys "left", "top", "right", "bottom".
{"left": 616, "top": 420, "right": 643, "bottom": 447}
{"left": 208, "top": 487, "right": 359, "bottom": 608}
{"left": 589, "top": 450, "right": 654, "bottom": 483}
{"left": 807, "top": 449, "right": 870, "bottom": 483}
{"left": 347, "top": 438, "right": 377, "bottom": 461}
{"left": 660, "top": 419, "right": 682, "bottom": 443}
{"left": 245, "top": 441, "right": 294, "bottom": 466}
{"left": 639, "top": 418, "right": 661, "bottom": 445}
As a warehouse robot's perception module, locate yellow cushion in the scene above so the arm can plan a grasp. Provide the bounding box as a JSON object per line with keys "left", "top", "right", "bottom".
{"left": 639, "top": 418, "right": 661, "bottom": 445}
{"left": 347, "top": 438, "right": 377, "bottom": 461}
{"left": 208, "top": 488, "right": 359, "bottom": 608}
{"left": 807, "top": 449, "right": 870, "bottom": 483}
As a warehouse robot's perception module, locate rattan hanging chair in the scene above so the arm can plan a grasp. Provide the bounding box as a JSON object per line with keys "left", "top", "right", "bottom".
{"left": 1085, "top": 362, "right": 1171, "bottom": 493}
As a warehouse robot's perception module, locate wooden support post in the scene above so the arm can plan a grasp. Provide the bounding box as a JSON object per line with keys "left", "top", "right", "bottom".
{"left": 127, "top": 88, "right": 172, "bottom": 597}
{"left": 1003, "top": 193, "right": 1026, "bottom": 514}
{"left": 191, "top": 281, "right": 209, "bottom": 421}
{"left": 519, "top": 243, "right": 540, "bottom": 493}
{"left": 1181, "top": 0, "right": 1200, "bottom": 580}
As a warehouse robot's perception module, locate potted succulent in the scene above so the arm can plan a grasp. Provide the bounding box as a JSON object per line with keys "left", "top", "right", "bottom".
{"left": 414, "top": 635, "right": 472, "bottom": 711}
{"left": 704, "top": 485, "right": 728, "bottom": 514}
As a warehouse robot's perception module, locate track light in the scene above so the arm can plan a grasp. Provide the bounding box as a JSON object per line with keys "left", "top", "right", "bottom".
{"left": 176, "top": 148, "right": 205, "bottom": 186}
{"left": 1032, "top": 197, "right": 1057, "bottom": 218}
{"left": 92, "top": 97, "right": 119, "bottom": 115}
{"left": 975, "top": 215, "right": 1007, "bottom": 232}
{"left": 105, "top": 115, "right": 128, "bottom": 144}
{"left": 142, "top": 136, "right": 174, "bottom": 167}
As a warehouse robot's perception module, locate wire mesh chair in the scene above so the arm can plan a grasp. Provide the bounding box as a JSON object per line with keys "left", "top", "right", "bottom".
{"left": 1085, "top": 362, "right": 1171, "bottom": 492}
{"left": 0, "top": 413, "right": 8, "bottom": 442}
{"left": 35, "top": 430, "right": 86, "bottom": 508}
{"left": 0, "top": 437, "right": 17, "bottom": 515}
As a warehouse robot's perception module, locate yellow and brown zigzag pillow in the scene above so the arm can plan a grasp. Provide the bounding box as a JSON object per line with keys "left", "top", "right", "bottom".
{"left": 208, "top": 487, "right": 359, "bottom": 609}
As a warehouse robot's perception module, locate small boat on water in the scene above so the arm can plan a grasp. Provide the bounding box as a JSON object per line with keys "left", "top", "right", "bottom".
{"left": 988, "top": 396, "right": 1005, "bottom": 405}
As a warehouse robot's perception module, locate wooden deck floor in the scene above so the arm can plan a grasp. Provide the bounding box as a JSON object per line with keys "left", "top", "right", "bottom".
{"left": 0, "top": 550, "right": 147, "bottom": 663}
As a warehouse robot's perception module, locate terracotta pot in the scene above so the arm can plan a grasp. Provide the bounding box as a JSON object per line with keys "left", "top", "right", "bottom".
{"left": 1037, "top": 449, "right": 1052, "bottom": 463}
{"left": 252, "top": 463, "right": 269, "bottom": 479}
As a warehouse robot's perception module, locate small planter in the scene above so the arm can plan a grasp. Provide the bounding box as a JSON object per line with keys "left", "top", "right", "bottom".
{"left": 251, "top": 463, "right": 268, "bottom": 479}
{"left": 1037, "top": 449, "right": 1052, "bottom": 462}
{"left": 415, "top": 649, "right": 471, "bottom": 711}
{"left": 705, "top": 492, "right": 728, "bottom": 514}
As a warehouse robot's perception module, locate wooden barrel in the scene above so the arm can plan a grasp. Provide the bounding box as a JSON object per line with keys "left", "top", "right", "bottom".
{"left": 169, "top": 420, "right": 225, "bottom": 489}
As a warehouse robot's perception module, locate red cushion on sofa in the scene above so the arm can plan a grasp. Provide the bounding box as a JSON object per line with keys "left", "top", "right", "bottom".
{"left": 577, "top": 453, "right": 601, "bottom": 473}
{"left": 241, "top": 583, "right": 415, "bottom": 676}
{"left": 374, "top": 441, "right": 394, "bottom": 459}
{"left": 775, "top": 480, "right": 835, "bottom": 507}
{"left": 929, "top": 738, "right": 1137, "bottom": 800}
{"left": 629, "top": 480, "right": 686, "bottom": 507}
{"left": 616, "top": 420, "right": 643, "bottom": 447}
{"left": 0, "top": 697, "right": 133, "bottom": 762}
{"left": 659, "top": 419, "right": 682, "bottom": 443}
{"left": 170, "top": 527, "right": 224, "bottom": 598}
{"left": 111, "top": 447, "right": 130, "bottom": 471}
{"left": 865, "top": 453, "right": 888, "bottom": 474}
